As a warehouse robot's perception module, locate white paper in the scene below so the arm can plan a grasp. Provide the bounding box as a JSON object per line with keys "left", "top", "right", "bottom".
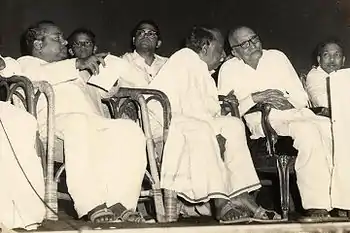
{"left": 87, "top": 54, "right": 125, "bottom": 91}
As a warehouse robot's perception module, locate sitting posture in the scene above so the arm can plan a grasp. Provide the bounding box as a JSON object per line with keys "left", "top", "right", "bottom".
{"left": 306, "top": 38, "right": 346, "bottom": 117}
{"left": 122, "top": 20, "right": 168, "bottom": 86}
{"left": 218, "top": 26, "right": 341, "bottom": 220}
{"left": 0, "top": 58, "right": 45, "bottom": 230}
{"left": 17, "top": 20, "right": 147, "bottom": 223}
{"left": 149, "top": 25, "right": 280, "bottom": 223}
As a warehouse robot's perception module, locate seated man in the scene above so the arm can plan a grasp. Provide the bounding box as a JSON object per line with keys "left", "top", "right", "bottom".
{"left": 67, "top": 28, "right": 98, "bottom": 59}
{"left": 218, "top": 26, "right": 335, "bottom": 220}
{"left": 17, "top": 20, "right": 147, "bottom": 223}
{"left": 149, "top": 25, "right": 280, "bottom": 223}
{"left": 306, "top": 38, "right": 346, "bottom": 116}
{"left": 0, "top": 57, "right": 45, "bottom": 230}
{"left": 122, "top": 20, "right": 167, "bottom": 86}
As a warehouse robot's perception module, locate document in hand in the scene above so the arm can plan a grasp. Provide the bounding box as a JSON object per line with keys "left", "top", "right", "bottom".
{"left": 87, "top": 54, "right": 124, "bottom": 92}
{"left": 329, "top": 68, "right": 350, "bottom": 160}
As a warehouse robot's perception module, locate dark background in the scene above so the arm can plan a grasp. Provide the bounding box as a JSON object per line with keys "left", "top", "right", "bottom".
{"left": 1, "top": 0, "right": 350, "bottom": 74}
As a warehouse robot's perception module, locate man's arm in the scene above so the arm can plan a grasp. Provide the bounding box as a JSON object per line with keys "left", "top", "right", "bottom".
{"left": 306, "top": 69, "right": 328, "bottom": 108}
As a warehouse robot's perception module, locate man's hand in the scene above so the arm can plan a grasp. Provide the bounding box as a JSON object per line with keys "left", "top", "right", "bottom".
{"left": 75, "top": 52, "right": 109, "bottom": 75}
{"left": 223, "top": 90, "right": 238, "bottom": 105}
{"left": 252, "top": 89, "right": 294, "bottom": 110}
{"left": 0, "top": 57, "right": 6, "bottom": 71}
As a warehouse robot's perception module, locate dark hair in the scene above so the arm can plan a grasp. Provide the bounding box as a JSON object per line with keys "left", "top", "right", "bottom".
{"left": 317, "top": 37, "right": 344, "bottom": 56}
{"left": 67, "top": 28, "right": 96, "bottom": 48}
{"left": 132, "top": 19, "right": 161, "bottom": 39}
{"left": 21, "top": 20, "right": 56, "bottom": 55}
{"left": 185, "top": 25, "right": 219, "bottom": 53}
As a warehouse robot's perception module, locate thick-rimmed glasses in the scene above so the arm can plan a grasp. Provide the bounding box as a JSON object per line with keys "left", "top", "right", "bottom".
{"left": 232, "top": 35, "right": 260, "bottom": 49}
{"left": 72, "top": 41, "right": 93, "bottom": 48}
{"left": 135, "top": 29, "right": 158, "bottom": 38}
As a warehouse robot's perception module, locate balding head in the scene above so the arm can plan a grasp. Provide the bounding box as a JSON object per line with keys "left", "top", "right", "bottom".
{"left": 228, "top": 26, "right": 263, "bottom": 69}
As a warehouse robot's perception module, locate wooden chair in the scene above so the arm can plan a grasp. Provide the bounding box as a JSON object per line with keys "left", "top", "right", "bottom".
{"left": 219, "top": 95, "right": 297, "bottom": 220}
{"left": 102, "top": 87, "right": 172, "bottom": 222}
{"left": 0, "top": 75, "right": 57, "bottom": 220}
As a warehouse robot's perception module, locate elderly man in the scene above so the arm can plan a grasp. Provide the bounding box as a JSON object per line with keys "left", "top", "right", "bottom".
{"left": 218, "top": 26, "right": 339, "bottom": 220}
{"left": 149, "top": 25, "right": 280, "bottom": 223}
{"left": 67, "top": 28, "right": 98, "bottom": 59}
{"left": 122, "top": 20, "right": 167, "bottom": 86}
{"left": 17, "top": 20, "right": 147, "bottom": 223}
{"left": 306, "top": 39, "right": 346, "bottom": 114}
{"left": 0, "top": 57, "right": 45, "bottom": 230}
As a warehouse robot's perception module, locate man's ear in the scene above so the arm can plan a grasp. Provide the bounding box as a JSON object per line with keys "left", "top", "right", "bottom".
{"left": 201, "top": 43, "right": 209, "bottom": 55}
{"left": 33, "top": 40, "right": 43, "bottom": 50}
{"left": 156, "top": 40, "right": 162, "bottom": 48}
{"left": 132, "top": 37, "right": 135, "bottom": 45}
{"left": 317, "top": 55, "right": 321, "bottom": 65}
{"left": 93, "top": 45, "right": 98, "bottom": 54}
{"left": 342, "top": 56, "right": 346, "bottom": 66}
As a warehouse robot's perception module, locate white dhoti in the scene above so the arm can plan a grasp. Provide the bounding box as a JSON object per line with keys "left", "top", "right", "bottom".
{"left": 247, "top": 108, "right": 333, "bottom": 210}
{"left": 0, "top": 102, "right": 45, "bottom": 229}
{"left": 55, "top": 113, "right": 146, "bottom": 217}
{"left": 160, "top": 115, "right": 261, "bottom": 203}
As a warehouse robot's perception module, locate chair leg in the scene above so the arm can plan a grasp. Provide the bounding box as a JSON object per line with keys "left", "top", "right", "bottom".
{"left": 276, "top": 155, "right": 292, "bottom": 220}
{"left": 164, "top": 189, "right": 178, "bottom": 222}
{"left": 45, "top": 178, "right": 58, "bottom": 220}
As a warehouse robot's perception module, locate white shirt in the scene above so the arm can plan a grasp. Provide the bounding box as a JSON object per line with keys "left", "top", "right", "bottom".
{"left": 306, "top": 66, "right": 330, "bottom": 108}
{"left": 218, "top": 49, "right": 309, "bottom": 137}
{"left": 122, "top": 51, "right": 167, "bottom": 84}
{"left": 149, "top": 48, "right": 220, "bottom": 123}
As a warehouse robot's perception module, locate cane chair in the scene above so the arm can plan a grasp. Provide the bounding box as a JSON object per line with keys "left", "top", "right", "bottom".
{"left": 0, "top": 75, "right": 57, "bottom": 220}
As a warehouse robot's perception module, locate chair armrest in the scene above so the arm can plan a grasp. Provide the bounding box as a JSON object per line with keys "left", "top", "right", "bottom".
{"left": 32, "top": 81, "right": 56, "bottom": 179}
{"left": 245, "top": 104, "right": 278, "bottom": 157}
{"left": 102, "top": 87, "right": 172, "bottom": 141}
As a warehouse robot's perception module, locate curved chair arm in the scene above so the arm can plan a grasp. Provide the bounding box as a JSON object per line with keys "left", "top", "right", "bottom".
{"left": 0, "top": 75, "right": 35, "bottom": 114}
{"left": 246, "top": 104, "right": 278, "bottom": 157}
{"left": 218, "top": 92, "right": 278, "bottom": 157}
{"left": 103, "top": 87, "right": 172, "bottom": 142}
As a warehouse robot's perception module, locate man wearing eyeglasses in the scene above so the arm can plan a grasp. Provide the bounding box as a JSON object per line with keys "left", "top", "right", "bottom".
{"left": 218, "top": 26, "right": 335, "bottom": 221}
{"left": 67, "top": 28, "right": 98, "bottom": 59}
{"left": 122, "top": 20, "right": 167, "bottom": 86}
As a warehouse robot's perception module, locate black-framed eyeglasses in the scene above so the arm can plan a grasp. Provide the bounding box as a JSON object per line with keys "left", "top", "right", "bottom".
{"left": 135, "top": 29, "right": 158, "bottom": 38}
{"left": 232, "top": 35, "right": 260, "bottom": 49}
{"left": 72, "top": 41, "right": 94, "bottom": 47}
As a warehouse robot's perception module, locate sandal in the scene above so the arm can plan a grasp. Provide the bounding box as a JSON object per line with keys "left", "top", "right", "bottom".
{"left": 217, "top": 201, "right": 251, "bottom": 224}
{"left": 88, "top": 204, "right": 116, "bottom": 223}
{"left": 109, "top": 203, "right": 145, "bottom": 223}
{"left": 251, "top": 206, "right": 283, "bottom": 223}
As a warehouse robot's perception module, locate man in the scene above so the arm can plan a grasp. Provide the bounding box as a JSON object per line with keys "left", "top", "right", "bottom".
{"left": 17, "top": 21, "right": 147, "bottom": 223}
{"left": 122, "top": 20, "right": 167, "bottom": 86}
{"left": 306, "top": 39, "right": 346, "bottom": 115}
{"left": 149, "top": 26, "right": 280, "bottom": 223}
{"left": 218, "top": 26, "right": 337, "bottom": 220}
{"left": 67, "top": 28, "right": 98, "bottom": 59}
{"left": 0, "top": 57, "right": 45, "bottom": 230}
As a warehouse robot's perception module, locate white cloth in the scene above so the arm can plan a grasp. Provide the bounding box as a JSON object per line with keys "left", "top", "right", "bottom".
{"left": 327, "top": 69, "right": 350, "bottom": 209}
{"left": 122, "top": 51, "right": 167, "bottom": 85}
{"left": 0, "top": 56, "right": 23, "bottom": 77}
{"left": 306, "top": 66, "right": 330, "bottom": 108}
{"left": 218, "top": 49, "right": 336, "bottom": 210}
{"left": 0, "top": 102, "right": 45, "bottom": 229}
{"left": 148, "top": 48, "right": 261, "bottom": 203}
{"left": 17, "top": 56, "right": 147, "bottom": 217}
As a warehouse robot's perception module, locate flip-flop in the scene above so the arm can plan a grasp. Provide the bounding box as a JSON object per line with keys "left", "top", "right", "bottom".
{"left": 250, "top": 206, "right": 285, "bottom": 223}
{"left": 218, "top": 202, "right": 251, "bottom": 224}
{"left": 89, "top": 208, "right": 115, "bottom": 223}
{"left": 117, "top": 209, "right": 145, "bottom": 223}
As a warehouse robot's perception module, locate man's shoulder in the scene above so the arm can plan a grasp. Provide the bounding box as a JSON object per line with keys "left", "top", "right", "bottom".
{"left": 264, "top": 49, "right": 289, "bottom": 60}
{"left": 219, "top": 56, "right": 242, "bottom": 73}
